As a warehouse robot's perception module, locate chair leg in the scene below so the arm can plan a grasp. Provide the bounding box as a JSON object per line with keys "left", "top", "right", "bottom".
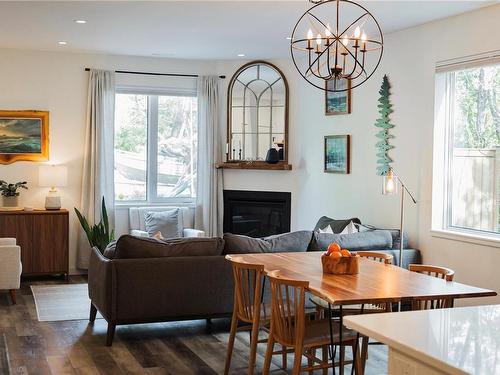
{"left": 89, "top": 304, "right": 97, "bottom": 323}
{"left": 262, "top": 334, "right": 275, "bottom": 375}
{"left": 361, "top": 336, "right": 369, "bottom": 373}
{"left": 9, "top": 290, "right": 16, "bottom": 305}
{"left": 292, "top": 346, "right": 303, "bottom": 375}
{"left": 322, "top": 345, "right": 328, "bottom": 375}
{"left": 282, "top": 345, "right": 287, "bottom": 369}
{"left": 224, "top": 311, "right": 238, "bottom": 375}
{"left": 106, "top": 323, "right": 116, "bottom": 346}
{"left": 353, "top": 342, "right": 363, "bottom": 375}
{"left": 307, "top": 348, "right": 314, "bottom": 375}
{"left": 248, "top": 318, "right": 260, "bottom": 375}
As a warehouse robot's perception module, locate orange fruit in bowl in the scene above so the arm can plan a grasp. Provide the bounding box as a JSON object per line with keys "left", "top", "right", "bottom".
{"left": 327, "top": 243, "right": 341, "bottom": 255}
{"left": 329, "top": 251, "right": 342, "bottom": 259}
{"left": 340, "top": 249, "right": 352, "bottom": 257}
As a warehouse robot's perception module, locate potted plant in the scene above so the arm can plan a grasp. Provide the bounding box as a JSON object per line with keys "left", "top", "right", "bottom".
{"left": 75, "top": 197, "right": 115, "bottom": 252}
{"left": 0, "top": 180, "right": 28, "bottom": 208}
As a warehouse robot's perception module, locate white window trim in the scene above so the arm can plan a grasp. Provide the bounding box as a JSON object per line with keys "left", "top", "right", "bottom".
{"left": 115, "top": 87, "right": 197, "bottom": 206}
{"left": 432, "top": 57, "right": 500, "bottom": 245}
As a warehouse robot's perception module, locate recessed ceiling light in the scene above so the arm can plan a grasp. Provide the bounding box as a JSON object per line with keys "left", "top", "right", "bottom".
{"left": 75, "top": 20, "right": 87, "bottom": 24}
{"left": 58, "top": 41, "right": 67, "bottom": 45}
{"left": 237, "top": 54, "right": 245, "bottom": 57}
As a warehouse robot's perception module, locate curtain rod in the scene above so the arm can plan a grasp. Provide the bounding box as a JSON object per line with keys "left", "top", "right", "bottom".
{"left": 84, "top": 68, "right": 225, "bottom": 79}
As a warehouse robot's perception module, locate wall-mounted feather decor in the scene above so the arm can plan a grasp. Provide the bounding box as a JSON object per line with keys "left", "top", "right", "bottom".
{"left": 375, "top": 74, "right": 395, "bottom": 175}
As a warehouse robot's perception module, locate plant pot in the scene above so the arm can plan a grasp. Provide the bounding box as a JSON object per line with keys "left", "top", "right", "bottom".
{"left": 2, "top": 196, "right": 19, "bottom": 208}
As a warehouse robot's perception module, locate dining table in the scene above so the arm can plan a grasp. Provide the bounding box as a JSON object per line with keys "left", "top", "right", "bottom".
{"left": 229, "top": 251, "right": 497, "bottom": 375}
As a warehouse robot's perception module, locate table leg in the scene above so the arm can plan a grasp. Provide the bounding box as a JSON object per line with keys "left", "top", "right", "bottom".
{"left": 339, "top": 305, "right": 343, "bottom": 375}
{"left": 328, "top": 303, "right": 336, "bottom": 375}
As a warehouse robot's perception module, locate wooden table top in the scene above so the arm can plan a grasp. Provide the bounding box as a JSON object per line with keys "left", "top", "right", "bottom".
{"left": 228, "top": 251, "right": 497, "bottom": 305}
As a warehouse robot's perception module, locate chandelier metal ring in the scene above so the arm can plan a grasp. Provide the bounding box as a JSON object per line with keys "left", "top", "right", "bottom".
{"left": 290, "top": 0, "right": 384, "bottom": 92}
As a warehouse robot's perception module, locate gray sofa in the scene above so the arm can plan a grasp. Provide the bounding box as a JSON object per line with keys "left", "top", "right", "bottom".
{"left": 88, "top": 219, "right": 420, "bottom": 345}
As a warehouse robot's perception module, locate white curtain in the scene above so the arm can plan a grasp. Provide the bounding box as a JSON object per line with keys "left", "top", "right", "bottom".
{"left": 77, "top": 69, "right": 115, "bottom": 269}
{"left": 195, "top": 76, "right": 224, "bottom": 236}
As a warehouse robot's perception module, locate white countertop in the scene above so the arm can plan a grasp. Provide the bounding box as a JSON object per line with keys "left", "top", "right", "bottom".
{"left": 344, "top": 305, "right": 500, "bottom": 375}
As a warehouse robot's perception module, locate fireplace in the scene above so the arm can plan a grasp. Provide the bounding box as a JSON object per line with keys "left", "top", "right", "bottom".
{"left": 223, "top": 190, "right": 291, "bottom": 238}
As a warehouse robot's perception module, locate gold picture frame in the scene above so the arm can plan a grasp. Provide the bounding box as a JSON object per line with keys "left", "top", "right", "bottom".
{"left": 325, "top": 78, "right": 352, "bottom": 115}
{"left": 0, "top": 110, "right": 49, "bottom": 164}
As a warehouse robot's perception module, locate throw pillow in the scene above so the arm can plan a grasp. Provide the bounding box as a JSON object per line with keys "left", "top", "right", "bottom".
{"left": 318, "top": 225, "right": 334, "bottom": 234}
{"left": 313, "top": 216, "right": 361, "bottom": 234}
{"left": 103, "top": 240, "right": 117, "bottom": 259}
{"left": 223, "top": 231, "right": 313, "bottom": 255}
{"left": 144, "top": 209, "right": 182, "bottom": 238}
{"left": 339, "top": 221, "right": 358, "bottom": 235}
{"left": 113, "top": 235, "right": 225, "bottom": 259}
{"left": 312, "top": 230, "right": 393, "bottom": 251}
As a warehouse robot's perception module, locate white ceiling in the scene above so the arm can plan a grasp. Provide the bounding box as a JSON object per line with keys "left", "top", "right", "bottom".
{"left": 0, "top": 1, "right": 494, "bottom": 60}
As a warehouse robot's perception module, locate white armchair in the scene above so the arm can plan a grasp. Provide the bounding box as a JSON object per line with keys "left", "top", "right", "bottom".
{"left": 129, "top": 207, "right": 205, "bottom": 238}
{"left": 0, "top": 238, "right": 22, "bottom": 304}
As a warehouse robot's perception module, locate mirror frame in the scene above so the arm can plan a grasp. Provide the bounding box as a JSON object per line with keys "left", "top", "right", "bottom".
{"left": 226, "top": 60, "right": 289, "bottom": 166}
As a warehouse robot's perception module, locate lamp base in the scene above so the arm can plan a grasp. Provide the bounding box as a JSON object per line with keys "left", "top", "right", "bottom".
{"left": 45, "top": 196, "right": 61, "bottom": 210}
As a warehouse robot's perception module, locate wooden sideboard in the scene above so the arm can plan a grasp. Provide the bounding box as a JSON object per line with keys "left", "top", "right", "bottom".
{"left": 0, "top": 209, "right": 69, "bottom": 278}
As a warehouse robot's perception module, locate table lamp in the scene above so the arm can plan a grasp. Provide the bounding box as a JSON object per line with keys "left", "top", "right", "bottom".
{"left": 382, "top": 168, "right": 417, "bottom": 268}
{"left": 39, "top": 165, "right": 68, "bottom": 210}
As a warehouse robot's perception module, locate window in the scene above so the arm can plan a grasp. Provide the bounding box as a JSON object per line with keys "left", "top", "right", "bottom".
{"left": 114, "top": 91, "right": 197, "bottom": 203}
{"left": 434, "top": 60, "right": 499, "bottom": 238}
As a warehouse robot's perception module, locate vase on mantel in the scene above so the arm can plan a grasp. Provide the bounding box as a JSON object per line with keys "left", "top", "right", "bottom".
{"left": 2, "top": 196, "right": 19, "bottom": 208}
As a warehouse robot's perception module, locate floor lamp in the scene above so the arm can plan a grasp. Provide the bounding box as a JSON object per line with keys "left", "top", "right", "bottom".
{"left": 382, "top": 168, "right": 417, "bottom": 268}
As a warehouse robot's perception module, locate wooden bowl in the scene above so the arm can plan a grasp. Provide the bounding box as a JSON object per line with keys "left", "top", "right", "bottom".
{"left": 321, "top": 254, "right": 360, "bottom": 275}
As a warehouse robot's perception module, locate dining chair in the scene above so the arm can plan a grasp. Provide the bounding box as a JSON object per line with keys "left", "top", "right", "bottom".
{"left": 224, "top": 256, "right": 288, "bottom": 375}
{"left": 357, "top": 251, "right": 393, "bottom": 265}
{"left": 263, "top": 271, "right": 362, "bottom": 375}
{"left": 409, "top": 264, "right": 456, "bottom": 310}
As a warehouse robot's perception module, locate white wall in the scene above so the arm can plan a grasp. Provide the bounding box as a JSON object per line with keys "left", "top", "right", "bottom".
{"left": 217, "top": 4, "right": 500, "bottom": 305}
{"left": 0, "top": 48, "right": 216, "bottom": 274}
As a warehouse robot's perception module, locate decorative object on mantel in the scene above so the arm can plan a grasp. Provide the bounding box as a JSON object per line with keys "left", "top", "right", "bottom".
{"left": 290, "top": 0, "right": 383, "bottom": 92}
{"left": 324, "top": 135, "right": 350, "bottom": 174}
{"left": 39, "top": 165, "right": 68, "bottom": 210}
{"left": 0, "top": 180, "right": 27, "bottom": 210}
{"left": 375, "top": 75, "right": 395, "bottom": 176}
{"left": 265, "top": 147, "right": 280, "bottom": 164}
{"left": 221, "top": 60, "right": 291, "bottom": 170}
{"left": 74, "top": 197, "right": 115, "bottom": 253}
{"left": 325, "top": 77, "right": 351, "bottom": 115}
{"left": 0, "top": 110, "right": 49, "bottom": 164}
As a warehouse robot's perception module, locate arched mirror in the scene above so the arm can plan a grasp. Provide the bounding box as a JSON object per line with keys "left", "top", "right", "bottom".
{"left": 225, "top": 61, "right": 289, "bottom": 168}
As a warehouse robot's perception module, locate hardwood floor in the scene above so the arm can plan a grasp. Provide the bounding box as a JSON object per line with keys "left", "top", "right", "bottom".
{"left": 0, "top": 277, "right": 388, "bottom": 374}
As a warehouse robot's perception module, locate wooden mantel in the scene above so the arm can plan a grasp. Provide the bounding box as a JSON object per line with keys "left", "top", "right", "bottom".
{"left": 215, "top": 162, "right": 292, "bottom": 170}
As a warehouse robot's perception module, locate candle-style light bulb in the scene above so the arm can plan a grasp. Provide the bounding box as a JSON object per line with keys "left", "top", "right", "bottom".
{"left": 316, "top": 33, "right": 322, "bottom": 45}
{"left": 361, "top": 32, "right": 367, "bottom": 43}
{"left": 307, "top": 29, "right": 313, "bottom": 40}
{"left": 342, "top": 35, "right": 349, "bottom": 47}
{"left": 354, "top": 26, "right": 361, "bottom": 39}
{"left": 361, "top": 31, "right": 367, "bottom": 51}
{"left": 325, "top": 23, "right": 332, "bottom": 38}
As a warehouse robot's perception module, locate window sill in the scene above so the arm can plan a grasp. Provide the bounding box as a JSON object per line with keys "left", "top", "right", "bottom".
{"left": 115, "top": 202, "right": 195, "bottom": 209}
{"left": 431, "top": 229, "right": 500, "bottom": 249}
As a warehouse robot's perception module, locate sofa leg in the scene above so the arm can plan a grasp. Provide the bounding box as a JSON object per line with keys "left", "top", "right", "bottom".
{"left": 106, "top": 323, "right": 116, "bottom": 346}
{"left": 89, "top": 304, "right": 97, "bottom": 323}
{"left": 9, "top": 290, "right": 16, "bottom": 305}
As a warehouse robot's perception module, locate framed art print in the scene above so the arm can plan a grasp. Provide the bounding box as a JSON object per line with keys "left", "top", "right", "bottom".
{"left": 324, "top": 135, "right": 350, "bottom": 174}
{"left": 0, "top": 110, "right": 49, "bottom": 164}
{"left": 325, "top": 78, "right": 352, "bottom": 115}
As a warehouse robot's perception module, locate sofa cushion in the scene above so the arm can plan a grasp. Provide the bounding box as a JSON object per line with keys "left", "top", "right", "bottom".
{"left": 314, "top": 216, "right": 361, "bottom": 233}
{"left": 103, "top": 240, "right": 117, "bottom": 259}
{"left": 111, "top": 235, "right": 224, "bottom": 259}
{"left": 223, "top": 231, "right": 313, "bottom": 254}
{"left": 312, "top": 230, "right": 393, "bottom": 251}
{"left": 144, "top": 209, "right": 182, "bottom": 238}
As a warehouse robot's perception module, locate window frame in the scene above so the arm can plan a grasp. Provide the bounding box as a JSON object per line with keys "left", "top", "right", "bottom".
{"left": 432, "top": 60, "right": 500, "bottom": 243}
{"left": 114, "top": 86, "right": 198, "bottom": 206}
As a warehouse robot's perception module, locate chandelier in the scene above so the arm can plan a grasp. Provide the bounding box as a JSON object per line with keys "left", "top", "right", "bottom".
{"left": 290, "top": 0, "right": 383, "bottom": 92}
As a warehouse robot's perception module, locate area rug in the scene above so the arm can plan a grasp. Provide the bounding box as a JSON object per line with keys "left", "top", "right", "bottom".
{"left": 31, "top": 283, "right": 102, "bottom": 322}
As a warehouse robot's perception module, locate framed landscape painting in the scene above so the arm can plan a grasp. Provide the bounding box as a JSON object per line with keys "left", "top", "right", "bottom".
{"left": 325, "top": 78, "right": 351, "bottom": 115}
{"left": 0, "top": 110, "right": 49, "bottom": 164}
{"left": 324, "top": 135, "right": 350, "bottom": 174}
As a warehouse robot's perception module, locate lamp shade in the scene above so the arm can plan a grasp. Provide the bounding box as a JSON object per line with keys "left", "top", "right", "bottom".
{"left": 39, "top": 166, "right": 68, "bottom": 188}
